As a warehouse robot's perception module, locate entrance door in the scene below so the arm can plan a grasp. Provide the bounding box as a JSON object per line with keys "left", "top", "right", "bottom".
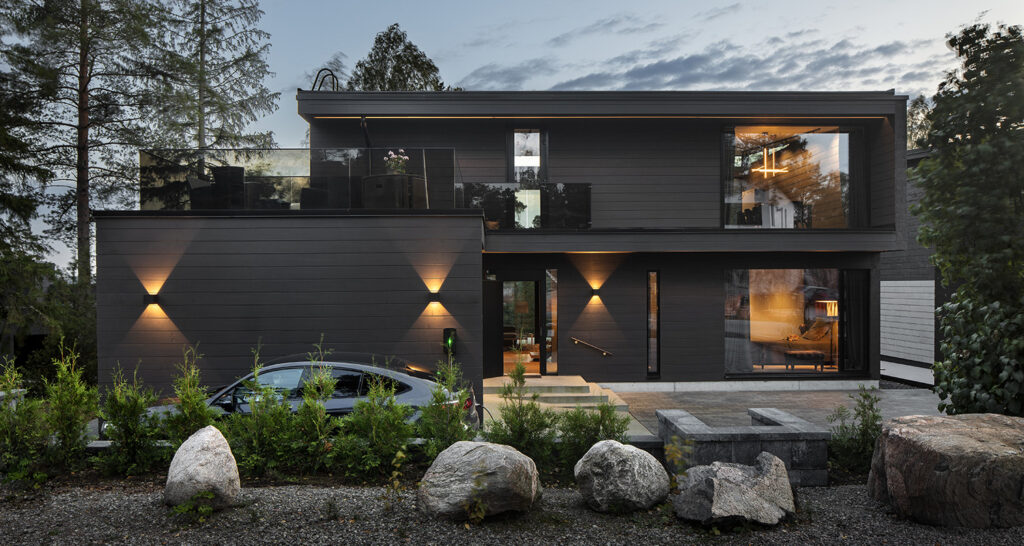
{"left": 502, "top": 280, "right": 546, "bottom": 375}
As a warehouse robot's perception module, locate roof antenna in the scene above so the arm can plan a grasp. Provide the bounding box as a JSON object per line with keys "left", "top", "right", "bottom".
{"left": 312, "top": 68, "right": 339, "bottom": 91}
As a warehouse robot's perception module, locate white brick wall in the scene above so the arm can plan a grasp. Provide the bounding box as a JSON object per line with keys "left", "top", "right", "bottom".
{"left": 880, "top": 280, "right": 935, "bottom": 364}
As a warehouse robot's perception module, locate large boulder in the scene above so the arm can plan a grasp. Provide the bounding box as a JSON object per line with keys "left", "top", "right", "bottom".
{"left": 418, "top": 441, "right": 542, "bottom": 520}
{"left": 574, "top": 440, "right": 669, "bottom": 512}
{"left": 673, "top": 451, "right": 794, "bottom": 526}
{"left": 868, "top": 414, "right": 1024, "bottom": 528}
{"left": 164, "top": 426, "right": 240, "bottom": 509}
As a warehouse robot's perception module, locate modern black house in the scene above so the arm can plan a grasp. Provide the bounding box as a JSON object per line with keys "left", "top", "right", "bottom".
{"left": 95, "top": 90, "right": 907, "bottom": 397}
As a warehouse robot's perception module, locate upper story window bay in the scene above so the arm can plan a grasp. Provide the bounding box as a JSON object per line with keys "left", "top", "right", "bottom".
{"left": 723, "top": 126, "right": 866, "bottom": 230}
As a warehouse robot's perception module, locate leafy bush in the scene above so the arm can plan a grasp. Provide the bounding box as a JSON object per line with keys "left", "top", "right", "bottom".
{"left": 0, "top": 357, "right": 49, "bottom": 484}
{"left": 826, "top": 385, "right": 882, "bottom": 474}
{"left": 164, "top": 345, "right": 219, "bottom": 447}
{"left": 44, "top": 343, "right": 99, "bottom": 469}
{"left": 97, "top": 367, "right": 167, "bottom": 476}
{"left": 334, "top": 375, "right": 413, "bottom": 479}
{"left": 291, "top": 365, "right": 342, "bottom": 473}
{"left": 485, "top": 361, "right": 557, "bottom": 466}
{"left": 417, "top": 357, "right": 473, "bottom": 460}
{"left": 556, "top": 401, "right": 630, "bottom": 468}
{"left": 170, "top": 491, "right": 216, "bottom": 523}
{"left": 218, "top": 356, "right": 296, "bottom": 478}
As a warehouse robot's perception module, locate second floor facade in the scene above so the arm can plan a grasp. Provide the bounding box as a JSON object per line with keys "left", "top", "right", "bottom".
{"left": 140, "top": 90, "right": 908, "bottom": 253}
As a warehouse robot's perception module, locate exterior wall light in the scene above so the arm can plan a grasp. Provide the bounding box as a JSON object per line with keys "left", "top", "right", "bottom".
{"left": 591, "top": 288, "right": 601, "bottom": 297}
{"left": 428, "top": 292, "right": 440, "bottom": 303}
{"left": 143, "top": 293, "right": 160, "bottom": 305}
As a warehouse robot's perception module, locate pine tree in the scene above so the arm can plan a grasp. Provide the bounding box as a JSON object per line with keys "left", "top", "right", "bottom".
{"left": 2, "top": 0, "right": 161, "bottom": 283}
{"left": 149, "top": 0, "right": 278, "bottom": 151}
{"left": 347, "top": 24, "right": 458, "bottom": 92}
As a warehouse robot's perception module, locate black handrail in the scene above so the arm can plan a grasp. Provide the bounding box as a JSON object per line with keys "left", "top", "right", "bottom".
{"left": 570, "top": 337, "right": 612, "bottom": 356}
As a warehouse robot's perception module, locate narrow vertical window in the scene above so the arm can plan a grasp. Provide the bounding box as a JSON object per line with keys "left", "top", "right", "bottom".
{"left": 647, "top": 271, "right": 660, "bottom": 376}
{"left": 545, "top": 269, "right": 558, "bottom": 374}
{"left": 511, "top": 129, "right": 544, "bottom": 228}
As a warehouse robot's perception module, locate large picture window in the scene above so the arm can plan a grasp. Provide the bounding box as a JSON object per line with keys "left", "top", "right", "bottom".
{"left": 725, "top": 268, "right": 848, "bottom": 374}
{"left": 723, "top": 126, "right": 861, "bottom": 229}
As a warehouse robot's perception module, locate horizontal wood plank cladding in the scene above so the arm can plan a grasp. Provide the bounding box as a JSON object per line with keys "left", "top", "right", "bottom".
{"left": 880, "top": 174, "right": 934, "bottom": 281}
{"left": 310, "top": 117, "right": 898, "bottom": 231}
{"left": 484, "top": 230, "right": 900, "bottom": 253}
{"left": 484, "top": 252, "right": 877, "bottom": 384}
{"left": 879, "top": 280, "right": 935, "bottom": 365}
{"left": 95, "top": 215, "right": 484, "bottom": 395}
{"left": 297, "top": 90, "right": 907, "bottom": 118}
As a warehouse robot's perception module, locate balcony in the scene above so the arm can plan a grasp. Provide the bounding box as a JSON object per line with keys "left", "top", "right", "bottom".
{"left": 458, "top": 182, "right": 591, "bottom": 230}
{"left": 140, "top": 148, "right": 457, "bottom": 211}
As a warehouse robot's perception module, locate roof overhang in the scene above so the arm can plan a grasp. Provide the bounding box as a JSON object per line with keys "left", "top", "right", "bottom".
{"left": 296, "top": 90, "right": 908, "bottom": 122}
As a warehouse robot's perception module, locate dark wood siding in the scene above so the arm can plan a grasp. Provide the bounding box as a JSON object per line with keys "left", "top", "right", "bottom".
{"left": 484, "top": 252, "right": 879, "bottom": 383}
{"left": 96, "top": 215, "right": 483, "bottom": 395}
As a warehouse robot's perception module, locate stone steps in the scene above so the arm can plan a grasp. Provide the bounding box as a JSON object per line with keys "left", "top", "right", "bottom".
{"left": 482, "top": 375, "right": 630, "bottom": 413}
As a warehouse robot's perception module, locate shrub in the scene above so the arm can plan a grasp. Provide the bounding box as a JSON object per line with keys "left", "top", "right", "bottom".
{"left": 334, "top": 375, "right": 413, "bottom": 479}
{"left": 97, "top": 366, "right": 167, "bottom": 476}
{"left": 0, "top": 357, "right": 49, "bottom": 484}
{"left": 218, "top": 353, "right": 296, "bottom": 478}
{"left": 557, "top": 401, "right": 630, "bottom": 469}
{"left": 417, "top": 357, "right": 473, "bottom": 460}
{"left": 44, "top": 343, "right": 99, "bottom": 469}
{"left": 485, "top": 361, "right": 557, "bottom": 466}
{"left": 826, "top": 385, "right": 882, "bottom": 474}
{"left": 291, "top": 365, "right": 342, "bottom": 473}
{"left": 165, "top": 345, "right": 219, "bottom": 447}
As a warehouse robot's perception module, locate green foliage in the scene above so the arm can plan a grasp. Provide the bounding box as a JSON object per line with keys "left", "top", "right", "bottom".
{"left": 417, "top": 357, "right": 473, "bottom": 460}
{"left": 333, "top": 375, "right": 413, "bottom": 479}
{"left": 346, "top": 23, "right": 458, "bottom": 91}
{"left": 663, "top": 435, "right": 694, "bottom": 487}
{"left": 218, "top": 350, "right": 295, "bottom": 477}
{"left": 149, "top": 0, "right": 279, "bottom": 150}
{"left": 43, "top": 343, "right": 99, "bottom": 469}
{"left": 164, "top": 345, "right": 218, "bottom": 447}
{"left": 97, "top": 366, "right": 167, "bottom": 476}
{"left": 486, "top": 361, "right": 558, "bottom": 466}
{"left": 556, "top": 402, "right": 630, "bottom": 468}
{"left": 170, "top": 490, "right": 216, "bottom": 523}
{"left": 462, "top": 468, "right": 488, "bottom": 524}
{"left": 913, "top": 23, "right": 1024, "bottom": 416}
{"left": 826, "top": 385, "right": 882, "bottom": 474}
{"left": 933, "top": 295, "right": 1024, "bottom": 414}
{"left": 290, "top": 364, "right": 341, "bottom": 473}
{"left": 0, "top": 356, "right": 49, "bottom": 484}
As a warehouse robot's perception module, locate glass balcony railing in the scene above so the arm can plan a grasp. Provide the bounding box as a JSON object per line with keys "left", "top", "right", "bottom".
{"left": 139, "top": 149, "right": 592, "bottom": 229}
{"left": 458, "top": 182, "right": 591, "bottom": 230}
{"left": 140, "top": 148, "right": 456, "bottom": 211}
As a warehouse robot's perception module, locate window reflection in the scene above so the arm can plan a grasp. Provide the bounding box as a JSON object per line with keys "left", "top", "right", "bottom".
{"left": 725, "top": 269, "right": 841, "bottom": 374}
{"left": 724, "top": 126, "right": 852, "bottom": 229}
{"left": 513, "top": 129, "right": 542, "bottom": 184}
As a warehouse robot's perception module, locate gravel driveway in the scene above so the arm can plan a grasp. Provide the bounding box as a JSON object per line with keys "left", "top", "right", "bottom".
{"left": 2, "top": 480, "right": 1022, "bottom": 545}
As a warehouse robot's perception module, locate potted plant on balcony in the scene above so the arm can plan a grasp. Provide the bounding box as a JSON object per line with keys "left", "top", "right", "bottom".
{"left": 384, "top": 149, "right": 409, "bottom": 174}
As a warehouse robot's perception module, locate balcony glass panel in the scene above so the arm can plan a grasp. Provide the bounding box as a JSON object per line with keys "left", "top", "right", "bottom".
{"left": 724, "top": 126, "right": 859, "bottom": 229}
{"left": 459, "top": 182, "right": 591, "bottom": 230}
{"left": 140, "top": 148, "right": 455, "bottom": 211}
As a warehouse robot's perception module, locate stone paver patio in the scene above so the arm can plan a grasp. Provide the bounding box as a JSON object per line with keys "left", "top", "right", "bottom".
{"left": 619, "top": 387, "right": 943, "bottom": 433}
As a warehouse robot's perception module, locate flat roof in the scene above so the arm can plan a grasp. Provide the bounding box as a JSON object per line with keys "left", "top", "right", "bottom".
{"left": 296, "top": 90, "right": 908, "bottom": 121}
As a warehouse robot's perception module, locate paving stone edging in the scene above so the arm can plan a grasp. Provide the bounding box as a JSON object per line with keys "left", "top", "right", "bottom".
{"left": 656, "top": 407, "right": 830, "bottom": 486}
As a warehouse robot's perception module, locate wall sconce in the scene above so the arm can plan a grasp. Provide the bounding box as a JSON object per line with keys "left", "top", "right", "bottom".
{"left": 591, "top": 288, "right": 601, "bottom": 297}
{"left": 143, "top": 293, "right": 160, "bottom": 305}
{"left": 427, "top": 292, "right": 440, "bottom": 303}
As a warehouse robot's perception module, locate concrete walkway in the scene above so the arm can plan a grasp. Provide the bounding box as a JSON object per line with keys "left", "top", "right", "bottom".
{"left": 619, "top": 386, "right": 943, "bottom": 433}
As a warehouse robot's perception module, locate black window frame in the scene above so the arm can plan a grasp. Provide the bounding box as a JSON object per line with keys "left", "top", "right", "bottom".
{"left": 647, "top": 270, "right": 661, "bottom": 378}
{"left": 506, "top": 127, "right": 548, "bottom": 185}
{"left": 719, "top": 124, "right": 869, "bottom": 230}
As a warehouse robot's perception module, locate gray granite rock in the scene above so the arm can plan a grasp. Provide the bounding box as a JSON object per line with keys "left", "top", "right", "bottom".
{"left": 868, "top": 413, "right": 1024, "bottom": 528}
{"left": 574, "top": 440, "right": 669, "bottom": 512}
{"left": 164, "top": 426, "right": 240, "bottom": 509}
{"left": 673, "top": 451, "right": 794, "bottom": 526}
{"left": 418, "top": 441, "right": 542, "bottom": 520}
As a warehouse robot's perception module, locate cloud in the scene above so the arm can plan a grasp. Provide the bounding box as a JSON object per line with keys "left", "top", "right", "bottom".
{"left": 694, "top": 3, "right": 742, "bottom": 22}
{"left": 458, "top": 58, "right": 559, "bottom": 90}
{"left": 546, "top": 14, "right": 664, "bottom": 47}
{"left": 547, "top": 34, "right": 952, "bottom": 95}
